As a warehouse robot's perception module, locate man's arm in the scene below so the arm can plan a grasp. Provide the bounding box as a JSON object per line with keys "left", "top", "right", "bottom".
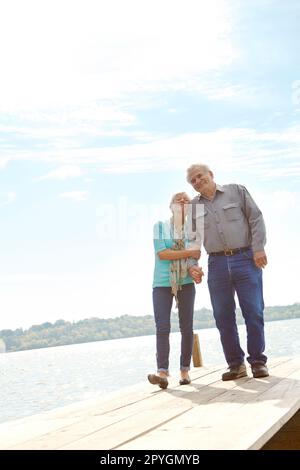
{"left": 186, "top": 200, "right": 203, "bottom": 265}
{"left": 186, "top": 201, "right": 204, "bottom": 282}
{"left": 238, "top": 185, "right": 267, "bottom": 268}
{"left": 189, "top": 265, "right": 205, "bottom": 283}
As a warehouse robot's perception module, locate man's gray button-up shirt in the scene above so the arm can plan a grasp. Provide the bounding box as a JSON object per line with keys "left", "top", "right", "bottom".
{"left": 187, "top": 183, "right": 266, "bottom": 254}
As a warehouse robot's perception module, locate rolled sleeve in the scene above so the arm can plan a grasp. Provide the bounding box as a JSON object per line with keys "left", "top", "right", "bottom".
{"left": 186, "top": 203, "right": 202, "bottom": 268}
{"left": 153, "top": 222, "right": 167, "bottom": 254}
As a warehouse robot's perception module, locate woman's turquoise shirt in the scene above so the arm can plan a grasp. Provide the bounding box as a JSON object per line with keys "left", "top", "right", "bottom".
{"left": 152, "top": 220, "right": 194, "bottom": 288}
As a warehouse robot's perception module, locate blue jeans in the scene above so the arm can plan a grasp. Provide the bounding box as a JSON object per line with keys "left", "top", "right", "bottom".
{"left": 152, "top": 283, "right": 195, "bottom": 373}
{"left": 207, "top": 249, "right": 267, "bottom": 367}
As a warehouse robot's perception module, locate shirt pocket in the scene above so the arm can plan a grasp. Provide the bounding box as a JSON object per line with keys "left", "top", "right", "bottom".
{"left": 223, "top": 202, "right": 241, "bottom": 221}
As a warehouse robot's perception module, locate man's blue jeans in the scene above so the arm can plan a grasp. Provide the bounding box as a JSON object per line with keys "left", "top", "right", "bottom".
{"left": 207, "top": 249, "right": 267, "bottom": 367}
{"left": 152, "top": 283, "right": 195, "bottom": 373}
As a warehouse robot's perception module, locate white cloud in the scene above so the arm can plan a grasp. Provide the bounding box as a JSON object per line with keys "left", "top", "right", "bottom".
{"left": 0, "top": 273, "right": 95, "bottom": 282}
{"left": 84, "top": 177, "right": 94, "bottom": 184}
{"left": 0, "top": 0, "right": 234, "bottom": 110}
{"left": 292, "top": 80, "right": 300, "bottom": 109}
{"left": 37, "top": 165, "right": 83, "bottom": 181}
{"left": 1, "top": 125, "right": 300, "bottom": 179}
{"left": 59, "top": 190, "right": 89, "bottom": 201}
{"left": 0, "top": 0, "right": 246, "bottom": 164}
{"left": 0, "top": 103, "right": 137, "bottom": 142}
{"left": 0, "top": 157, "right": 10, "bottom": 170}
{"left": 0, "top": 191, "right": 17, "bottom": 206}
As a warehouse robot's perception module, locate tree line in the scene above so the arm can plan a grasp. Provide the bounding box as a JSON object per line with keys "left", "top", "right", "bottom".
{"left": 0, "top": 303, "right": 299, "bottom": 352}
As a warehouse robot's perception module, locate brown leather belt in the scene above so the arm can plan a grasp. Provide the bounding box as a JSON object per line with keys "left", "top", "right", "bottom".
{"left": 209, "top": 247, "right": 250, "bottom": 256}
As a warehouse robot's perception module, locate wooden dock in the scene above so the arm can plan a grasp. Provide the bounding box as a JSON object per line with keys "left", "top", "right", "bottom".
{"left": 0, "top": 357, "right": 299, "bottom": 450}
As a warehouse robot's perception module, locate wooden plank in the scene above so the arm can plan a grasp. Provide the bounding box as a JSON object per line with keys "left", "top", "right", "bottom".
{"left": 12, "top": 391, "right": 193, "bottom": 450}
{"left": 1, "top": 365, "right": 222, "bottom": 450}
{"left": 118, "top": 359, "right": 300, "bottom": 450}
{"left": 1, "top": 357, "right": 296, "bottom": 450}
{"left": 0, "top": 358, "right": 284, "bottom": 448}
{"left": 9, "top": 367, "right": 228, "bottom": 450}
{"left": 261, "top": 409, "right": 300, "bottom": 450}
{"left": 49, "top": 359, "right": 297, "bottom": 450}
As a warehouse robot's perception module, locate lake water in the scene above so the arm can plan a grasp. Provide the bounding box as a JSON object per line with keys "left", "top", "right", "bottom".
{"left": 0, "top": 318, "right": 299, "bottom": 424}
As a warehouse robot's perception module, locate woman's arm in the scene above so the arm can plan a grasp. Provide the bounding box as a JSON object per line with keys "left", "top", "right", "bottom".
{"left": 158, "top": 249, "right": 200, "bottom": 261}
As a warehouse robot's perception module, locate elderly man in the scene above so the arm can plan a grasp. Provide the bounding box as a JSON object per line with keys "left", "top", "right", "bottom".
{"left": 186, "top": 163, "right": 269, "bottom": 380}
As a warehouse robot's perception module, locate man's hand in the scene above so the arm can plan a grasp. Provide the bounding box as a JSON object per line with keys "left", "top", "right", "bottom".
{"left": 187, "top": 249, "right": 201, "bottom": 260}
{"left": 253, "top": 250, "right": 268, "bottom": 269}
{"left": 188, "top": 266, "right": 204, "bottom": 284}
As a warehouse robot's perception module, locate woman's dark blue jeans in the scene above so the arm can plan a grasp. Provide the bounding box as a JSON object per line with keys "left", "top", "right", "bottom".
{"left": 152, "top": 283, "right": 195, "bottom": 373}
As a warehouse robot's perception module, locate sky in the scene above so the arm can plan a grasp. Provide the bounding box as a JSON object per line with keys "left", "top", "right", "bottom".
{"left": 0, "top": 0, "right": 300, "bottom": 330}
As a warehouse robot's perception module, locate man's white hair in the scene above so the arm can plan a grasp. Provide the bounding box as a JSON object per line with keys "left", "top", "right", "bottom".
{"left": 186, "top": 164, "right": 211, "bottom": 182}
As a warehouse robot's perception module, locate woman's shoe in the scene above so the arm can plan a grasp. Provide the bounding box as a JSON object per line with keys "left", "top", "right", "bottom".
{"left": 147, "top": 374, "right": 168, "bottom": 389}
{"left": 179, "top": 377, "right": 191, "bottom": 385}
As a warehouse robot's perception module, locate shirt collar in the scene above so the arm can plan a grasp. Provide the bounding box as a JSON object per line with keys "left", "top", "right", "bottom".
{"left": 198, "top": 183, "right": 224, "bottom": 200}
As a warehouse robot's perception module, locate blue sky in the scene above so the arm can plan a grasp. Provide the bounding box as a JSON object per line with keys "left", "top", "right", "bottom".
{"left": 0, "top": 0, "right": 300, "bottom": 329}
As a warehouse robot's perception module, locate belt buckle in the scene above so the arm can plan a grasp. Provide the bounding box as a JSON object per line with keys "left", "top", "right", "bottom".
{"left": 224, "top": 249, "right": 234, "bottom": 256}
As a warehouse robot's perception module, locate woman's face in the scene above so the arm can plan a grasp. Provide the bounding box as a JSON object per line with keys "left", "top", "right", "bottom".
{"left": 171, "top": 193, "right": 191, "bottom": 218}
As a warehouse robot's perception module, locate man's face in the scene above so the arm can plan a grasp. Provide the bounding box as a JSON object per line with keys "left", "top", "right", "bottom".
{"left": 188, "top": 169, "right": 214, "bottom": 193}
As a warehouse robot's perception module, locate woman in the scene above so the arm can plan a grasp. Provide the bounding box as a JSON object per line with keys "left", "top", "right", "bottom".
{"left": 148, "top": 192, "right": 203, "bottom": 389}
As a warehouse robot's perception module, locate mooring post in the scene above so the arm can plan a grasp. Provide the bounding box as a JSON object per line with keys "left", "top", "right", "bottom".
{"left": 192, "top": 333, "right": 203, "bottom": 367}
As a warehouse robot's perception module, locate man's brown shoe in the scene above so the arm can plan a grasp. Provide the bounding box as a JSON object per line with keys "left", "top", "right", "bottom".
{"left": 251, "top": 364, "right": 269, "bottom": 378}
{"left": 222, "top": 363, "right": 247, "bottom": 381}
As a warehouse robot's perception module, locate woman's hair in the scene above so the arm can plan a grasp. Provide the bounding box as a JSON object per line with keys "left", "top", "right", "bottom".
{"left": 169, "top": 192, "right": 191, "bottom": 210}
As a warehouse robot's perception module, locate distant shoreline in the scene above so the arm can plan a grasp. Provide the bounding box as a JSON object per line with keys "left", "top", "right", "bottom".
{"left": 1, "top": 304, "right": 299, "bottom": 353}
